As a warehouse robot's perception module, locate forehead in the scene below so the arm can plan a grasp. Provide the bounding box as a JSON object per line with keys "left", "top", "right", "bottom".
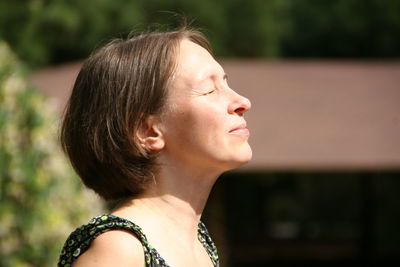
{"left": 174, "top": 40, "right": 223, "bottom": 84}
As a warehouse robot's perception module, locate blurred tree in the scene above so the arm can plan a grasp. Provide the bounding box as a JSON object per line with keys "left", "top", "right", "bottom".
{"left": 0, "top": 0, "right": 399, "bottom": 67}
{"left": 0, "top": 0, "right": 143, "bottom": 67}
{"left": 224, "top": 0, "right": 291, "bottom": 57}
{"left": 282, "top": 0, "right": 400, "bottom": 58}
{"left": 0, "top": 41, "right": 104, "bottom": 266}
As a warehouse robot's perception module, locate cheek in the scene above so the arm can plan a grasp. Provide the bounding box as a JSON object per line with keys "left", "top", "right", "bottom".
{"left": 184, "top": 112, "right": 221, "bottom": 142}
{"left": 162, "top": 89, "right": 230, "bottom": 141}
{"left": 191, "top": 105, "right": 225, "bottom": 133}
{"left": 165, "top": 104, "right": 224, "bottom": 144}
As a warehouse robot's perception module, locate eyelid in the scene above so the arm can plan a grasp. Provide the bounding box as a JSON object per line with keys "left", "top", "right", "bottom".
{"left": 203, "top": 89, "right": 215, "bottom": 95}
{"left": 200, "top": 74, "right": 226, "bottom": 96}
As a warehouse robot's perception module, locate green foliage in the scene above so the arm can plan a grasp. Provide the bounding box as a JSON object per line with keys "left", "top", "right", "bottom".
{"left": 223, "top": 0, "right": 291, "bottom": 58}
{"left": 0, "top": 41, "right": 104, "bottom": 266}
{"left": 0, "top": 0, "right": 144, "bottom": 67}
{"left": 282, "top": 0, "right": 400, "bottom": 58}
{"left": 0, "top": 0, "right": 399, "bottom": 67}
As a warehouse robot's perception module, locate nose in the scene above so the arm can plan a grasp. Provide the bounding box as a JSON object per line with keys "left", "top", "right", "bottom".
{"left": 228, "top": 90, "right": 251, "bottom": 116}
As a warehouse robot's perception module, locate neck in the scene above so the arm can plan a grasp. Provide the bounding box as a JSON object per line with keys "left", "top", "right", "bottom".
{"left": 112, "top": 157, "right": 221, "bottom": 244}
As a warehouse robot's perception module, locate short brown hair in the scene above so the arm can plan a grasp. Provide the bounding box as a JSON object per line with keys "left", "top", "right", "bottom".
{"left": 61, "top": 28, "right": 211, "bottom": 201}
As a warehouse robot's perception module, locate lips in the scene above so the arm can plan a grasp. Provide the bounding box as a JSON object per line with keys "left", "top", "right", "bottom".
{"left": 229, "top": 123, "right": 250, "bottom": 135}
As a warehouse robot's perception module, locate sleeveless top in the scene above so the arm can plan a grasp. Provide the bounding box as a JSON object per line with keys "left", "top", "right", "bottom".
{"left": 58, "top": 215, "right": 219, "bottom": 267}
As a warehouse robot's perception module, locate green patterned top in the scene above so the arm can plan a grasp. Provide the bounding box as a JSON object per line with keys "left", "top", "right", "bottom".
{"left": 58, "top": 214, "right": 219, "bottom": 267}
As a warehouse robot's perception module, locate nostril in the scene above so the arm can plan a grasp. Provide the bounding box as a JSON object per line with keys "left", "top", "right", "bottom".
{"left": 228, "top": 90, "right": 251, "bottom": 115}
{"left": 234, "top": 106, "right": 246, "bottom": 116}
{"left": 237, "top": 97, "right": 251, "bottom": 113}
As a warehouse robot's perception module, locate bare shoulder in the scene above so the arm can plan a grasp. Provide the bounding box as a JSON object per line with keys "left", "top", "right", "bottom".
{"left": 73, "top": 230, "right": 145, "bottom": 267}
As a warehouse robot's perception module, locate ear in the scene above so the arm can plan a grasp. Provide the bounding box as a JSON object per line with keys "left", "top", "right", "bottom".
{"left": 137, "top": 115, "right": 165, "bottom": 151}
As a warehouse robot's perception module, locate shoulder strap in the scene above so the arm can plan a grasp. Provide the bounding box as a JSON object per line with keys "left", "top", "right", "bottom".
{"left": 58, "top": 215, "right": 165, "bottom": 267}
{"left": 198, "top": 221, "right": 220, "bottom": 267}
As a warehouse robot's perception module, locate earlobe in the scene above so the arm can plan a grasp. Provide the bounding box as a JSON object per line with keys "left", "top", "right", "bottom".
{"left": 137, "top": 115, "right": 165, "bottom": 152}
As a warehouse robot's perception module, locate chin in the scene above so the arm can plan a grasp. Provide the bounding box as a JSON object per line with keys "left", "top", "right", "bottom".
{"left": 238, "top": 142, "right": 253, "bottom": 162}
{"left": 223, "top": 145, "right": 253, "bottom": 170}
{"left": 235, "top": 152, "right": 253, "bottom": 167}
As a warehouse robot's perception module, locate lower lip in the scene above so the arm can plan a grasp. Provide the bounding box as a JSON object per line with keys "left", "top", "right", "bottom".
{"left": 229, "top": 128, "right": 250, "bottom": 135}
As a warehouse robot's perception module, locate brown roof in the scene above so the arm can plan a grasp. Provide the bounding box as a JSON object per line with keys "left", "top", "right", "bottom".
{"left": 30, "top": 60, "right": 400, "bottom": 171}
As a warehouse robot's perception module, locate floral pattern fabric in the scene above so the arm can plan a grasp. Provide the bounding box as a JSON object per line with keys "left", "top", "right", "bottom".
{"left": 58, "top": 214, "right": 219, "bottom": 267}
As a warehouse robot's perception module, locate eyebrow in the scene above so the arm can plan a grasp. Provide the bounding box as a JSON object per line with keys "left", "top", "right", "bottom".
{"left": 199, "top": 73, "right": 228, "bottom": 84}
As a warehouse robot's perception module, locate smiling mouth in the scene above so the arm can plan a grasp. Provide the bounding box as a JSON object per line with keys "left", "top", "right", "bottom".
{"left": 229, "top": 124, "right": 250, "bottom": 135}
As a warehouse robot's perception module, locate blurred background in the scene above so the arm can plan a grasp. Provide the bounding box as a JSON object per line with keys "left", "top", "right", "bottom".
{"left": 1, "top": 0, "right": 400, "bottom": 266}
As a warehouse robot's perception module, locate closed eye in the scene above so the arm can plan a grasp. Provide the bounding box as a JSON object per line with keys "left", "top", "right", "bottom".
{"left": 203, "top": 89, "right": 215, "bottom": 95}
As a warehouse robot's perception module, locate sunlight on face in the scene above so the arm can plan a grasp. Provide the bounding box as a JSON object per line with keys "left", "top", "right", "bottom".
{"left": 160, "top": 40, "right": 252, "bottom": 173}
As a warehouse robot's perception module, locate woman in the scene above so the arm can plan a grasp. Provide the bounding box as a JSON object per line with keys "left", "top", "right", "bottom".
{"left": 58, "top": 27, "right": 251, "bottom": 267}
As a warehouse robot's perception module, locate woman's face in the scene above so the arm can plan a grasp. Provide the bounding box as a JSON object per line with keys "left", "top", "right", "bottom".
{"left": 159, "top": 39, "right": 252, "bottom": 172}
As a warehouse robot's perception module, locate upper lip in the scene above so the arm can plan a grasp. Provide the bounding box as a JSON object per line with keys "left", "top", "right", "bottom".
{"left": 229, "top": 123, "right": 247, "bottom": 133}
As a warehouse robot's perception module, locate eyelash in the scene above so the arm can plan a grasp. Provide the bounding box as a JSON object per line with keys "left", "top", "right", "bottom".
{"left": 203, "top": 89, "right": 215, "bottom": 95}
{"left": 202, "top": 76, "right": 227, "bottom": 96}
